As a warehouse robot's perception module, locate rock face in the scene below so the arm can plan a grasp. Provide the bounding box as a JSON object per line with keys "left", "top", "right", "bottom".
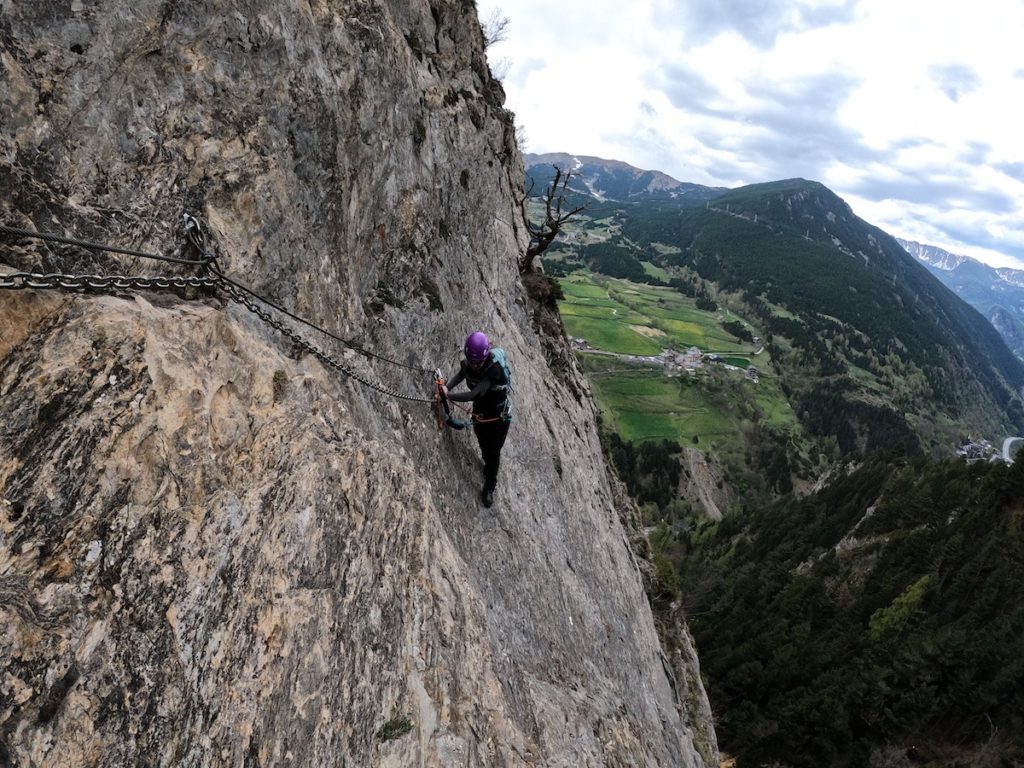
{"left": 679, "top": 448, "right": 730, "bottom": 522}
{"left": 0, "top": 2, "right": 717, "bottom": 766}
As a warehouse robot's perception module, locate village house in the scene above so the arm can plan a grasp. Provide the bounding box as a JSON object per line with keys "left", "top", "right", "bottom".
{"left": 956, "top": 436, "right": 997, "bottom": 463}
{"left": 681, "top": 347, "right": 703, "bottom": 369}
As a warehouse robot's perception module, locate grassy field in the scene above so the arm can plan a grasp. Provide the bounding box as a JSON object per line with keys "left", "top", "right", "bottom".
{"left": 557, "top": 274, "right": 749, "bottom": 352}
{"left": 561, "top": 278, "right": 612, "bottom": 300}
{"left": 588, "top": 369, "right": 735, "bottom": 443}
{"left": 559, "top": 274, "right": 664, "bottom": 355}
{"left": 641, "top": 261, "right": 671, "bottom": 281}
{"left": 580, "top": 354, "right": 802, "bottom": 467}
{"left": 720, "top": 356, "right": 751, "bottom": 367}
{"left": 557, "top": 270, "right": 809, "bottom": 473}
{"left": 564, "top": 317, "right": 662, "bottom": 355}
{"left": 558, "top": 273, "right": 757, "bottom": 354}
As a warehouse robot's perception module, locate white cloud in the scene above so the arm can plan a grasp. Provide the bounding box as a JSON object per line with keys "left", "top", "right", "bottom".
{"left": 478, "top": 0, "right": 1024, "bottom": 268}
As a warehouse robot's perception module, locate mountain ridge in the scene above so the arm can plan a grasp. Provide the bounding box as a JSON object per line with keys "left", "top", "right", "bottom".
{"left": 897, "top": 237, "right": 1024, "bottom": 359}
{"left": 525, "top": 152, "right": 726, "bottom": 203}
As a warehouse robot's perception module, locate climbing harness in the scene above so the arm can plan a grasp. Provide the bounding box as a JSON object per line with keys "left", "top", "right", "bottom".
{"left": 0, "top": 217, "right": 434, "bottom": 404}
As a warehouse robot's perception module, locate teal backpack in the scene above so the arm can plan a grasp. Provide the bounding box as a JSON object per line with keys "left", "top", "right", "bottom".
{"left": 489, "top": 348, "right": 513, "bottom": 422}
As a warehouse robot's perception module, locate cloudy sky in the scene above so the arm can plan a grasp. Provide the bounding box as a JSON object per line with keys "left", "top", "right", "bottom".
{"left": 476, "top": 0, "right": 1024, "bottom": 269}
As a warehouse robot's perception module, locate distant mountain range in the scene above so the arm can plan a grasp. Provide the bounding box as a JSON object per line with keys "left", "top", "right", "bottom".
{"left": 525, "top": 153, "right": 1024, "bottom": 457}
{"left": 897, "top": 238, "right": 1024, "bottom": 360}
{"left": 524, "top": 152, "right": 725, "bottom": 204}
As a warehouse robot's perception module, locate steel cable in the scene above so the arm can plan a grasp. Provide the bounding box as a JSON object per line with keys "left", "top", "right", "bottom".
{"left": 1, "top": 222, "right": 437, "bottom": 402}
{"left": 210, "top": 267, "right": 433, "bottom": 374}
{"left": 220, "top": 281, "right": 435, "bottom": 402}
{"left": 0, "top": 269, "right": 435, "bottom": 403}
{"left": 0, "top": 224, "right": 212, "bottom": 265}
{"left": 2, "top": 222, "right": 433, "bottom": 373}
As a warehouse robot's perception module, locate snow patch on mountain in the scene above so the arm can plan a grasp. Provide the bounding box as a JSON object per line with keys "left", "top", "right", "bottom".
{"left": 997, "top": 268, "right": 1024, "bottom": 288}
{"left": 898, "top": 238, "right": 967, "bottom": 270}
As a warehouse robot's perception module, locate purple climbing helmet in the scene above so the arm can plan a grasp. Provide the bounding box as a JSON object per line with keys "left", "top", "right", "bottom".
{"left": 464, "top": 331, "right": 490, "bottom": 366}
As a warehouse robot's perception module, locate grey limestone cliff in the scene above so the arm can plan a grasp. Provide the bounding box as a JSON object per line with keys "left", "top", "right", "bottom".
{"left": 0, "top": 1, "right": 717, "bottom": 765}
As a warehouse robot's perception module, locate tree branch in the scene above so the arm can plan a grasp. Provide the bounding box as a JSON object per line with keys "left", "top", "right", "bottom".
{"left": 519, "top": 164, "right": 586, "bottom": 274}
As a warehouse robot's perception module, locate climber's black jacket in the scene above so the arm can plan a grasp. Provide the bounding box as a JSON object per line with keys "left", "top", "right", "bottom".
{"left": 447, "top": 354, "right": 509, "bottom": 420}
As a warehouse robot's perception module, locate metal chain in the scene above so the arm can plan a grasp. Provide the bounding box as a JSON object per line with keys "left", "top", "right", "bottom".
{"left": 4, "top": 219, "right": 433, "bottom": 373}
{"left": 181, "top": 215, "right": 430, "bottom": 375}
{"left": 211, "top": 266, "right": 434, "bottom": 374}
{"left": 0, "top": 270, "right": 434, "bottom": 403}
{"left": 218, "top": 280, "right": 434, "bottom": 402}
{"left": 0, "top": 271, "right": 220, "bottom": 291}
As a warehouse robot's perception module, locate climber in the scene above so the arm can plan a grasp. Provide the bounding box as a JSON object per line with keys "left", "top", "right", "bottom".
{"left": 440, "top": 331, "right": 512, "bottom": 508}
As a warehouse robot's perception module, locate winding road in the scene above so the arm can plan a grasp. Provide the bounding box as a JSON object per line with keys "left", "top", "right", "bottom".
{"left": 1002, "top": 436, "right": 1023, "bottom": 462}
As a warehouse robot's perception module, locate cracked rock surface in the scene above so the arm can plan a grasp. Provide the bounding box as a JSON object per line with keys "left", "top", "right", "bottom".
{"left": 0, "top": 1, "right": 717, "bottom": 765}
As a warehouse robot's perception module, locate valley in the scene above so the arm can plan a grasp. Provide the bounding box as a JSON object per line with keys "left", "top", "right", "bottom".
{"left": 555, "top": 269, "right": 812, "bottom": 492}
{"left": 527, "top": 160, "right": 1024, "bottom": 496}
{"left": 526, "top": 154, "right": 1024, "bottom": 767}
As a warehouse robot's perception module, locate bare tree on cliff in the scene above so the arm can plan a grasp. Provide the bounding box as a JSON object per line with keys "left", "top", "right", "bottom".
{"left": 481, "top": 8, "right": 510, "bottom": 48}
{"left": 519, "top": 164, "right": 586, "bottom": 274}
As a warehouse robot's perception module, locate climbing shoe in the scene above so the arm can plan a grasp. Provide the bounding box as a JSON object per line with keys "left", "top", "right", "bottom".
{"left": 481, "top": 488, "right": 494, "bottom": 508}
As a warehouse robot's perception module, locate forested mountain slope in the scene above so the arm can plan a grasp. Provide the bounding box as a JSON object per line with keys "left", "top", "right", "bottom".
{"left": 629, "top": 180, "right": 1024, "bottom": 450}
{"left": 525, "top": 161, "right": 1024, "bottom": 767}
{"left": 680, "top": 453, "right": 1024, "bottom": 766}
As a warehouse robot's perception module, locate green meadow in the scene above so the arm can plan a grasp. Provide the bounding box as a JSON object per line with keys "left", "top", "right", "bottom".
{"left": 720, "top": 356, "right": 751, "bottom": 367}
{"left": 580, "top": 354, "right": 801, "bottom": 468}
{"left": 559, "top": 270, "right": 806, "bottom": 470}
{"left": 641, "top": 261, "right": 671, "bottom": 281}
{"left": 584, "top": 364, "right": 734, "bottom": 443}
{"left": 558, "top": 273, "right": 756, "bottom": 355}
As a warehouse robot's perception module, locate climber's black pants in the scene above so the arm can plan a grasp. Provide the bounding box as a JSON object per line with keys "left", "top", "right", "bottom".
{"left": 473, "top": 418, "right": 510, "bottom": 493}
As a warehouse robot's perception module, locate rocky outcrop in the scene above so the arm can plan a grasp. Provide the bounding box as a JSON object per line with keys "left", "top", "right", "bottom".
{"left": 679, "top": 448, "right": 730, "bottom": 521}
{"left": 0, "top": 2, "right": 716, "bottom": 765}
